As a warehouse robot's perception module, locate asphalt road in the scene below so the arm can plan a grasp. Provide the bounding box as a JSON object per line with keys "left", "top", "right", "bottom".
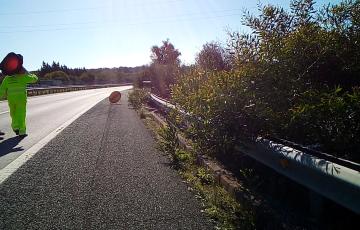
{"left": 0, "top": 92, "right": 213, "bottom": 229}
{"left": 0, "top": 86, "right": 132, "bottom": 169}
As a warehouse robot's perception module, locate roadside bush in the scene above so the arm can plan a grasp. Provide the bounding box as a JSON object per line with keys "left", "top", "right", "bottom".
{"left": 171, "top": 0, "right": 360, "bottom": 162}
{"left": 196, "top": 167, "right": 214, "bottom": 185}
{"left": 128, "top": 88, "right": 149, "bottom": 110}
{"left": 172, "top": 69, "right": 265, "bottom": 155}
{"left": 79, "top": 72, "right": 97, "bottom": 84}
{"left": 158, "top": 124, "right": 178, "bottom": 158}
{"left": 288, "top": 87, "right": 360, "bottom": 162}
{"left": 149, "top": 39, "right": 181, "bottom": 98}
{"left": 44, "top": 71, "right": 70, "bottom": 83}
{"left": 195, "top": 42, "right": 230, "bottom": 72}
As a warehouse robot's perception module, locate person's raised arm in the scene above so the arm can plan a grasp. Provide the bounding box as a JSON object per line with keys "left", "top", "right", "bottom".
{"left": 25, "top": 73, "right": 38, "bottom": 84}
{"left": 21, "top": 68, "right": 38, "bottom": 84}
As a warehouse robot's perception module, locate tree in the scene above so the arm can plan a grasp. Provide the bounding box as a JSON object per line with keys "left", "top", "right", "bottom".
{"left": 44, "top": 71, "right": 70, "bottom": 83}
{"left": 51, "top": 61, "right": 61, "bottom": 71}
{"left": 79, "top": 72, "right": 95, "bottom": 84}
{"left": 38, "top": 61, "right": 86, "bottom": 79}
{"left": 195, "top": 42, "right": 229, "bottom": 71}
{"left": 149, "top": 39, "right": 181, "bottom": 98}
{"left": 172, "top": 0, "right": 360, "bottom": 162}
{"left": 38, "top": 61, "right": 51, "bottom": 78}
{"left": 151, "top": 39, "right": 181, "bottom": 65}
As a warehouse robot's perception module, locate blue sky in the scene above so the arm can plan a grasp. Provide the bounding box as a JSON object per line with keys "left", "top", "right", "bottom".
{"left": 0, "top": 0, "right": 338, "bottom": 70}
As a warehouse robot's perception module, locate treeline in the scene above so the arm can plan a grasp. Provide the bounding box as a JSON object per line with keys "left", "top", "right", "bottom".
{"left": 143, "top": 0, "right": 360, "bottom": 162}
{"left": 35, "top": 61, "right": 145, "bottom": 85}
{"left": 37, "top": 61, "right": 86, "bottom": 78}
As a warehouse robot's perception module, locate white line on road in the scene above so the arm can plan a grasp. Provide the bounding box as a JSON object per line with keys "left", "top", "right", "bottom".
{"left": 0, "top": 111, "right": 9, "bottom": 115}
{"left": 0, "top": 100, "right": 109, "bottom": 184}
{"left": 0, "top": 104, "right": 94, "bottom": 184}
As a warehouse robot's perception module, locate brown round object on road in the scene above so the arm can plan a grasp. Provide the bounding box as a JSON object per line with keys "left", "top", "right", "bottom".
{"left": 109, "top": 91, "right": 121, "bottom": 103}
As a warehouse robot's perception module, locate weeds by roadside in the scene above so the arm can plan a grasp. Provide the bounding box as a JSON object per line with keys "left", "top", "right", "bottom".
{"left": 138, "top": 103, "right": 255, "bottom": 229}
{"left": 128, "top": 88, "right": 149, "bottom": 110}
{"left": 157, "top": 124, "right": 255, "bottom": 230}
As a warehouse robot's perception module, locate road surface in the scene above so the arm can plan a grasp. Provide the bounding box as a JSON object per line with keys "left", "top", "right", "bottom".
{"left": 0, "top": 86, "right": 132, "bottom": 169}
{"left": 0, "top": 92, "right": 213, "bottom": 229}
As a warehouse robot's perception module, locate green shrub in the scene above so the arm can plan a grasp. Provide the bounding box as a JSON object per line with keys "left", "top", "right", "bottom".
{"left": 158, "top": 124, "right": 178, "bottom": 158}
{"left": 44, "top": 71, "right": 70, "bottom": 82}
{"left": 172, "top": 69, "right": 263, "bottom": 155}
{"left": 171, "top": 0, "right": 360, "bottom": 162}
{"left": 183, "top": 169, "right": 255, "bottom": 229}
{"left": 128, "top": 88, "right": 149, "bottom": 110}
{"left": 139, "top": 108, "right": 147, "bottom": 119}
{"left": 288, "top": 87, "right": 360, "bottom": 162}
{"left": 175, "top": 149, "right": 193, "bottom": 164}
{"left": 196, "top": 167, "right": 214, "bottom": 185}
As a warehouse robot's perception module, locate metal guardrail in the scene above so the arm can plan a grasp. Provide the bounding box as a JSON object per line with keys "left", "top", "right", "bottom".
{"left": 236, "top": 139, "right": 360, "bottom": 214}
{"left": 150, "top": 94, "right": 189, "bottom": 116}
{"left": 150, "top": 93, "right": 176, "bottom": 109}
{"left": 149, "top": 93, "right": 360, "bottom": 214}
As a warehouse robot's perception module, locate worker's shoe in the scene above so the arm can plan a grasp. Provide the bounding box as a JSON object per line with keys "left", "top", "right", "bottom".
{"left": 0, "top": 131, "right": 4, "bottom": 135}
{"left": 18, "top": 130, "right": 27, "bottom": 137}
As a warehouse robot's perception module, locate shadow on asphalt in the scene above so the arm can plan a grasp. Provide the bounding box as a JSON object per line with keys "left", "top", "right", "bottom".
{"left": 0, "top": 136, "right": 25, "bottom": 157}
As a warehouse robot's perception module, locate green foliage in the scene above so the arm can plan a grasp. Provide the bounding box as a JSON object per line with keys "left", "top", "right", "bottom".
{"left": 148, "top": 39, "right": 182, "bottom": 98}
{"left": 151, "top": 39, "right": 181, "bottom": 65}
{"left": 175, "top": 148, "right": 193, "bottom": 164}
{"left": 196, "top": 167, "right": 214, "bottom": 185}
{"left": 172, "top": 69, "right": 269, "bottom": 155}
{"left": 139, "top": 108, "right": 147, "bottom": 119}
{"left": 148, "top": 63, "right": 180, "bottom": 98}
{"left": 44, "top": 71, "right": 70, "bottom": 82}
{"left": 289, "top": 87, "right": 360, "bottom": 162}
{"left": 157, "top": 117, "right": 194, "bottom": 167}
{"left": 154, "top": 115, "right": 255, "bottom": 229}
{"left": 158, "top": 125, "right": 177, "bottom": 153}
{"left": 182, "top": 168, "right": 255, "bottom": 229}
{"left": 195, "top": 42, "right": 229, "bottom": 71}
{"left": 79, "top": 72, "right": 95, "bottom": 84}
{"left": 85, "top": 67, "right": 145, "bottom": 84}
{"left": 38, "top": 61, "right": 86, "bottom": 78}
{"left": 38, "top": 61, "right": 145, "bottom": 85}
{"left": 172, "top": 0, "right": 360, "bottom": 161}
{"left": 128, "top": 88, "right": 149, "bottom": 110}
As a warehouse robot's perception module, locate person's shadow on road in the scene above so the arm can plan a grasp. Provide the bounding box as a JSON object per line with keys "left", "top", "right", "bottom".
{"left": 0, "top": 136, "right": 25, "bottom": 157}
